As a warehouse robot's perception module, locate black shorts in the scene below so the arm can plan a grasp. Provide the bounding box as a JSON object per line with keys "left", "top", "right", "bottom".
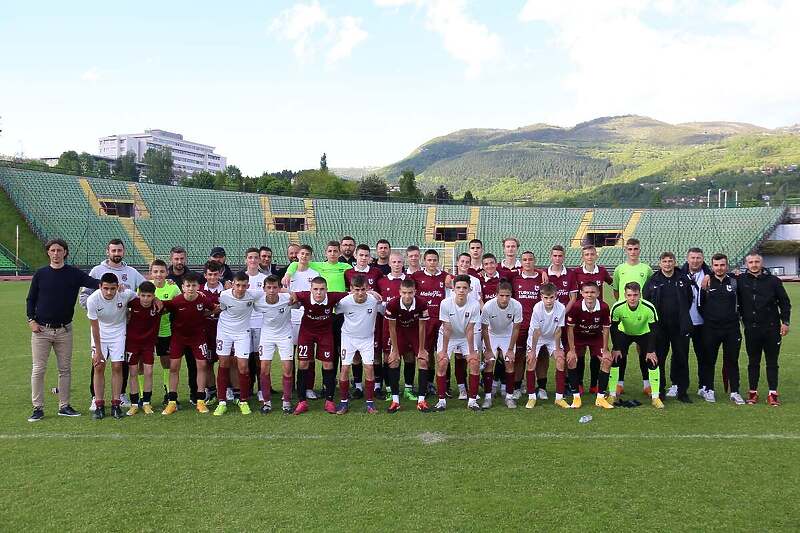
{"left": 615, "top": 334, "right": 648, "bottom": 358}
{"left": 156, "top": 336, "right": 171, "bottom": 358}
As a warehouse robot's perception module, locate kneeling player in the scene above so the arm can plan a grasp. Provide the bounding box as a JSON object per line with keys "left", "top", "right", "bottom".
{"left": 563, "top": 282, "right": 611, "bottom": 409}
{"left": 87, "top": 273, "right": 138, "bottom": 419}
{"left": 525, "top": 283, "right": 565, "bottom": 409}
{"left": 385, "top": 278, "right": 429, "bottom": 412}
{"left": 481, "top": 281, "right": 523, "bottom": 409}
{"left": 255, "top": 276, "right": 297, "bottom": 414}
{"left": 125, "top": 281, "right": 164, "bottom": 415}
{"left": 335, "top": 275, "right": 382, "bottom": 414}
{"left": 436, "top": 275, "right": 481, "bottom": 411}
{"left": 603, "top": 282, "right": 662, "bottom": 409}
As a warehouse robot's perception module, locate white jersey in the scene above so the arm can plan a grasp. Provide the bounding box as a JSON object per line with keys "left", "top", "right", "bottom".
{"left": 245, "top": 271, "right": 268, "bottom": 328}
{"left": 217, "top": 289, "right": 263, "bottom": 336}
{"left": 255, "top": 293, "right": 295, "bottom": 341}
{"left": 529, "top": 300, "right": 566, "bottom": 345}
{"left": 86, "top": 288, "right": 137, "bottom": 343}
{"left": 446, "top": 274, "right": 482, "bottom": 305}
{"left": 439, "top": 296, "right": 481, "bottom": 340}
{"left": 336, "top": 293, "right": 380, "bottom": 339}
{"left": 80, "top": 261, "right": 146, "bottom": 308}
{"left": 481, "top": 297, "right": 523, "bottom": 337}
{"left": 289, "top": 266, "right": 320, "bottom": 325}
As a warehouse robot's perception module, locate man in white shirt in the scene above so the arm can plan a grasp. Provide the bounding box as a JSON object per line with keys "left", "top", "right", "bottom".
{"left": 526, "top": 284, "right": 566, "bottom": 409}
{"left": 481, "top": 281, "right": 523, "bottom": 409}
{"left": 335, "top": 275, "right": 382, "bottom": 414}
{"left": 450, "top": 253, "right": 483, "bottom": 400}
{"left": 242, "top": 247, "right": 268, "bottom": 401}
{"left": 436, "top": 275, "right": 481, "bottom": 412}
{"left": 87, "top": 272, "right": 138, "bottom": 420}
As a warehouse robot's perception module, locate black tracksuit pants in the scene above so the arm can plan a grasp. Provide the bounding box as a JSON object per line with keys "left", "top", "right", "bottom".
{"left": 743, "top": 324, "right": 781, "bottom": 391}
{"left": 702, "top": 325, "right": 741, "bottom": 393}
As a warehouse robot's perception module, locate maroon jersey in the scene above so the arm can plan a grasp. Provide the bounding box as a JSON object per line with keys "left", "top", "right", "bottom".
{"left": 126, "top": 299, "right": 164, "bottom": 348}
{"left": 295, "top": 291, "right": 348, "bottom": 335}
{"left": 478, "top": 270, "right": 515, "bottom": 302}
{"left": 498, "top": 259, "right": 521, "bottom": 277}
{"left": 344, "top": 265, "right": 383, "bottom": 289}
{"left": 547, "top": 266, "right": 573, "bottom": 306}
{"left": 384, "top": 296, "right": 429, "bottom": 329}
{"left": 512, "top": 271, "right": 544, "bottom": 327}
{"left": 411, "top": 270, "right": 448, "bottom": 318}
{"left": 569, "top": 265, "right": 613, "bottom": 300}
{"left": 162, "top": 293, "right": 213, "bottom": 341}
{"left": 376, "top": 273, "right": 406, "bottom": 305}
{"left": 467, "top": 267, "right": 482, "bottom": 278}
{"left": 566, "top": 299, "right": 611, "bottom": 343}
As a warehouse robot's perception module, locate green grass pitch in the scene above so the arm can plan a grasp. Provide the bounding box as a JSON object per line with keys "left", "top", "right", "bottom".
{"left": 2, "top": 281, "right": 799, "bottom": 531}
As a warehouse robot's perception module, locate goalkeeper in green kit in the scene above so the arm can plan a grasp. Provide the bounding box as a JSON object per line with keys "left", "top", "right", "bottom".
{"left": 601, "top": 281, "right": 664, "bottom": 409}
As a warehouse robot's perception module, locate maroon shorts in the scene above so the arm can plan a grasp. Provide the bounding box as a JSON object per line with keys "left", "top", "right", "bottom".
{"left": 424, "top": 318, "right": 441, "bottom": 353}
{"left": 169, "top": 336, "right": 210, "bottom": 361}
{"left": 392, "top": 326, "right": 421, "bottom": 357}
{"left": 374, "top": 315, "right": 384, "bottom": 356}
{"left": 126, "top": 343, "right": 155, "bottom": 365}
{"left": 297, "top": 332, "right": 334, "bottom": 362}
{"left": 574, "top": 341, "right": 604, "bottom": 359}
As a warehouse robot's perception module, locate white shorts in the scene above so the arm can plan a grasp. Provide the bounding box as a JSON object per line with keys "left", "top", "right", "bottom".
{"left": 248, "top": 328, "right": 261, "bottom": 354}
{"left": 436, "top": 333, "right": 471, "bottom": 360}
{"left": 291, "top": 309, "right": 304, "bottom": 345}
{"left": 534, "top": 341, "right": 557, "bottom": 358}
{"left": 216, "top": 332, "right": 251, "bottom": 359}
{"left": 486, "top": 335, "right": 513, "bottom": 359}
{"left": 341, "top": 336, "right": 375, "bottom": 365}
{"left": 259, "top": 336, "right": 295, "bottom": 362}
{"left": 473, "top": 324, "right": 483, "bottom": 355}
{"left": 91, "top": 337, "right": 126, "bottom": 363}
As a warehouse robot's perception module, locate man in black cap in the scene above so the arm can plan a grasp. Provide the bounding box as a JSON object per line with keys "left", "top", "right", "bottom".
{"left": 209, "top": 247, "right": 234, "bottom": 286}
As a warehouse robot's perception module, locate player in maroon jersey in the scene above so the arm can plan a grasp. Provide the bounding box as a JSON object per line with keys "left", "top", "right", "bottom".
{"left": 411, "top": 250, "right": 451, "bottom": 395}
{"left": 345, "top": 244, "right": 385, "bottom": 398}
{"left": 562, "top": 281, "right": 611, "bottom": 409}
{"left": 498, "top": 237, "right": 522, "bottom": 275}
{"left": 160, "top": 272, "right": 215, "bottom": 415}
{"left": 293, "top": 277, "right": 349, "bottom": 415}
{"left": 467, "top": 238, "right": 484, "bottom": 276}
{"left": 568, "top": 244, "right": 613, "bottom": 394}
{"left": 384, "top": 278, "right": 430, "bottom": 412}
{"left": 405, "top": 245, "right": 422, "bottom": 275}
{"left": 124, "top": 281, "right": 164, "bottom": 415}
{"left": 512, "top": 251, "right": 544, "bottom": 398}
{"left": 377, "top": 252, "right": 410, "bottom": 399}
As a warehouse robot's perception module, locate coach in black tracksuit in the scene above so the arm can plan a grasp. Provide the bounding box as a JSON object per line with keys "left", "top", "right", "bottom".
{"left": 680, "top": 254, "right": 712, "bottom": 392}
{"left": 643, "top": 252, "right": 695, "bottom": 400}
{"left": 698, "top": 253, "right": 742, "bottom": 402}
{"left": 737, "top": 255, "right": 791, "bottom": 401}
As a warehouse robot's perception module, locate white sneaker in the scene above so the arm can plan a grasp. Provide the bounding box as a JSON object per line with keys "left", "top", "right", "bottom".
{"left": 505, "top": 396, "right": 517, "bottom": 409}
{"left": 257, "top": 390, "right": 264, "bottom": 402}
{"left": 89, "top": 397, "right": 97, "bottom": 412}
{"left": 306, "top": 390, "right": 318, "bottom": 400}
{"left": 537, "top": 389, "right": 548, "bottom": 401}
{"left": 730, "top": 392, "right": 745, "bottom": 405}
{"left": 705, "top": 389, "right": 716, "bottom": 403}
{"left": 458, "top": 389, "right": 468, "bottom": 400}
{"left": 481, "top": 396, "right": 493, "bottom": 409}
{"left": 434, "top": 399, "right": 447, "bottom": 411}
{"left": 119, "top": 393, "right": 131, "bottom": 408}
{"left": 512, "top": 389, "right": 522, "bottom": 400}
{"left": 697, "top": 386, "right": 707, "bottom": 398}
{"left": 666, "top": 385, "right": 678, "bottom": 398}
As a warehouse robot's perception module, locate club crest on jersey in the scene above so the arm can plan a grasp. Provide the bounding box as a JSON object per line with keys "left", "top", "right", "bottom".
{"left": 562, "top": 280, "right": 568, "bottom": 286}
{"left": 439, "top": 282, "right": 444, "bottom": 288}
{"left": 150, "top": 309, "right": 157, "bottom": 316}
{"left": 325, "top": 309, "right": 331, "bottom": 315}
{"left": 246, "top": 302, "right": 252, "bottom": 307}
{"left": 726, "top": 285, "right": 732, "bottom": 292}
{"left": 116, "top": 302, "right": 123, "bottom": 308}
{"left": 368, "top": 308, "right": 373, "bottom": 314}
{"left": 196, "top": 304, "right": 204, "bottom": 311}
{"left": 279, "top": 308, "right": 285, "bottom": 313}
{"left": 594, "top": 317, "right": 600, "bottom": 322}
{"left": 122, "top": 274, "right": 128, "bottom": 282}
{"left": 465, "top": 312, "right": 471, "bottom": 318}
{"left": 507, "top": 313, "right": 512, "bottom": 319}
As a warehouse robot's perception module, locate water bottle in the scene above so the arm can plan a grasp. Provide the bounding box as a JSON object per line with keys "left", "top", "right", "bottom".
{"left": 579, "top": 415, "right": 592, "bottom": 424}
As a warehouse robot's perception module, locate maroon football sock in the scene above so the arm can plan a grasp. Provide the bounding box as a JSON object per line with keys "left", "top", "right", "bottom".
{"left": 260, "top": 372, "right": 271, "bottom": 402}
{"left": 238, "top": 372, "right": 250, "bottom": 401}
{"left": 217, "top": 368, "right": 229, "bottom": 400}
{"left": 556, "top": 369, "right": 566, "bottom": 395}
{"left": 365, "top": 380, "right": 375, "bottom": 401}
{"left": 468, "top": 373, "right": 480, "bottom": 399}
{"left": 505, "top": 370, "right": 515, "bottom": 395}
{"left": 340, "top": 380, "right": 350, "bottom": 401}
{"left": 436, "top": 375, "right": 447, "bottom": 399}
{"left": 482, "top": 370, "right": 493, "bottom": 394}
{"left": 282, "top": 375, "right": 292, "bottom": 402}
{"left": 526, "top": 370, "right": 536, "bottom": 393}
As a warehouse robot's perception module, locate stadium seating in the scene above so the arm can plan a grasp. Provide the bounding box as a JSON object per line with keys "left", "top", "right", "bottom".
{"left": 0, "top": 165, "right": 786, "bottom": 269}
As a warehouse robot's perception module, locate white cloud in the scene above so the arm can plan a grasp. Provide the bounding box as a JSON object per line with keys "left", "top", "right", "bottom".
{"left": 376, "top": 0, "right": 502, "bottom": 78}
{"left": 80, "top": 67, "right": 102, "bottom": 82}
{"left": 270, "top": 1, "right": 367, "bottom": 65}
{"left": 518, "top": 0, "right": 800, "bottom": 126}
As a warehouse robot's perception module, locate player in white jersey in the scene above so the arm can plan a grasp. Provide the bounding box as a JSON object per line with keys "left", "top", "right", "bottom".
{"left": 213, "top": 272, "right": 265, "bottom": 416}
{"left": 241, "top": 248, "right": 268, "bottom": 400}
{"left": 87, "top": 272, "right": 139, "bottom": 420}
{"left": 450, "top": 253, "right": 483, "bottom": 400}
{"left": 436, "top": 275, "right": 481, "bottom": 412}
{"left": 334, "top": 275, "right": 382, "bottom": 414}
{"left": 287, "top": 244, "right": 321, "bottom": 398}
{"left": 526, "top": 283, "right": 566, "bottom": 408}
{"left": 481, "top": 281, "right": 523, "bottom": 409}
{"left": 254, "top": 275, "right": 298, "bottom": 414}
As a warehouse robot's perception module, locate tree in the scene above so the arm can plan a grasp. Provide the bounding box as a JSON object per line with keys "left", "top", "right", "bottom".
{"left": 180, "top": 170, "right": 216, "bottom": 189}
{"left": 114, "top": 152, "right": 139, "bottom": 180}
{"left": 320, "top": 153, "right": 328, "bottom": 172}
{"left": 398, "top": 169, "right": 421, "bottom": 202}
{"left": 56, "top": 151, "right": 81, "bottom": 173}
{"left": 95, "top": 160, "right": 111, "bottom": 178}
{"left": 214, "top": 171, "right": 228, "bottom": 190}
{"left": 435, "top": 184, "right": 452, "bottom": 204}
{"left": 462, "top": 190, "right": 475, "bottom": 204}
{"left": 225, "top": 165, "right": 245, "bottom": 191}
{"left": 143, "top": 147, "right": 173, "bottom": 184}
{"left": 358, "top": 174, "right": 388, "bottom": 200}
{"left": 78, "top": 152, "right": 95, "bottom": 174}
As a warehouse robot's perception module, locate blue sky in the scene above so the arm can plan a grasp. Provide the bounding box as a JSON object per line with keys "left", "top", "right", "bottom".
{"left": 2, "top": 0, "right": 798, "bottom": 175}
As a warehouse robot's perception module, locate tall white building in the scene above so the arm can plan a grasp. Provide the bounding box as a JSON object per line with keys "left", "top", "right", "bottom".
{"left": 98, "top": 129, "right": 227, "bottom": 176}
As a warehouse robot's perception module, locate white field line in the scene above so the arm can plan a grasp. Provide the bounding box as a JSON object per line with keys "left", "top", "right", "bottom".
{"left": 1, "top": 432, "right": 799, "bottom": 442}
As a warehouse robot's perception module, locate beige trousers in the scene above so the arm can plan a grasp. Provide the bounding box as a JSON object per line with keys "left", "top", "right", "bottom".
{"left": 31, "top": 324, "right": 74, "bottom": 409}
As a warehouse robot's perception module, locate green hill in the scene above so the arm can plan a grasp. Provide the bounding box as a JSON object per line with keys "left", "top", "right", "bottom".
{"left": 379, "top": 115, "right": 800, "bottom": 202}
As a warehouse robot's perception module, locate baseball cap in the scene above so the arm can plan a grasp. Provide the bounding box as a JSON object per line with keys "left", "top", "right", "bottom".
{"left": 210, "top": 246, "right": 226, "bottom": 257}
